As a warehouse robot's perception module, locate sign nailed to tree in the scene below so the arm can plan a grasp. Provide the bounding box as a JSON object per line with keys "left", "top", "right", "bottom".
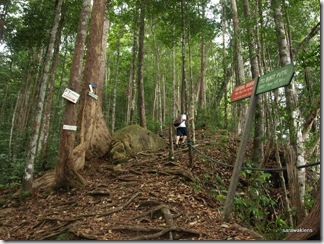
{"left": 62, "top": 88, "right": 80, "bottom": 103}
{"left": 256, "top": 63, "right": 294, "bottom": 95}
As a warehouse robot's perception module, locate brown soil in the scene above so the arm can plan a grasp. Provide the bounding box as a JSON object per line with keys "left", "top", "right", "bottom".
{"left": 0, "top": 128, "right": 262, "bottom": 240}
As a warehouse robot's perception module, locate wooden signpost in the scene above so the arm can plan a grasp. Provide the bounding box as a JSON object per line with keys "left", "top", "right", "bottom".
{"left": 223, "top": 64, "right": 295, "bottom": 221}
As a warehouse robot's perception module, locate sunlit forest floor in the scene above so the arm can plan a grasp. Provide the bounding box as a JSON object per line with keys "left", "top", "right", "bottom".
{"left": 1, "top": 127, "right": 274, "bottom": 240}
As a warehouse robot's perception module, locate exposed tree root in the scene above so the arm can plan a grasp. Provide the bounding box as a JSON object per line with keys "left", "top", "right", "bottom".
{"left": 127, "top": 203, "right": 198, "bottom": 240}
{"left": 145, "top": 168, "right": 195, "bottom": 181}
{"left": 77, "top": 191, "right": 141, "bottom": 218}
{"left": 131, "top": 204, "right": 180, "bottom": 221}
{"left": 111, "top": 225, "right": 200, "bottom": 240}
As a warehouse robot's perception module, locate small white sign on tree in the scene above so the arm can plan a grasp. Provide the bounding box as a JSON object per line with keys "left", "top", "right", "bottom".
{"left": 62, "top": 88, "right": 80, "bottom": 103}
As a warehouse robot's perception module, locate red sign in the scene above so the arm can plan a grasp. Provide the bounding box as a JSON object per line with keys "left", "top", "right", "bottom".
{"left": 231, "top": 80, "right": 255, "bottom": 102}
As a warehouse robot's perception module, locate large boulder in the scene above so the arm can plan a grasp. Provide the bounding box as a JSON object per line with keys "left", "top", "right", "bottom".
{"left": 108, "top": 124, "right": 167, "bottom": 164}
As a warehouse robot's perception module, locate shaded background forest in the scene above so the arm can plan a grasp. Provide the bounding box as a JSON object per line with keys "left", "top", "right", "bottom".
{"left": 0, "top": 0, "right": 321, "bottom": 240}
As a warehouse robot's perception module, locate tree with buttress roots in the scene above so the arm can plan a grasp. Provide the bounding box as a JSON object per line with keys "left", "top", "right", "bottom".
{"left": 54, "top": 0, "right": 111, "bottom": 189}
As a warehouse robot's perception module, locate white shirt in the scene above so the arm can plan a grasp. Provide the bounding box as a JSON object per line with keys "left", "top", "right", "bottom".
{"left": 178, "top": 114, "right": 187, "bottom": 127}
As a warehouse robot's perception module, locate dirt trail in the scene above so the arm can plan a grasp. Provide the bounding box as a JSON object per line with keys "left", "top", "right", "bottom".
{"left": 0, "top": 133, "right": 261, "bottom": 240}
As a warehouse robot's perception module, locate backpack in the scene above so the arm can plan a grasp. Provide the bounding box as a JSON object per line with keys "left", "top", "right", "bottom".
{"left": 173, "top": 115, "right": 182, "bottom": 127}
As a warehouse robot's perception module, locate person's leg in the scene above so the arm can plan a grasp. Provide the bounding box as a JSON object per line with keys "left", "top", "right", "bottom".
{"left": 175, "top": 128, "right": 182, "bottom": 146}
{"left": 182, "top": 135, "right": 187, "bottom": 144}
{"left": 181, "top": 127, "right": 188, "bottom": 144}
{"left": 175, "top": 135, "right": 180, "bottom": 145}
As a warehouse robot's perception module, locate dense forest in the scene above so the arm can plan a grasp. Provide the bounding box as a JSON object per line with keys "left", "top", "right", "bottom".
{"left": 0, "top": 0, "right": 321, "bottom": 241}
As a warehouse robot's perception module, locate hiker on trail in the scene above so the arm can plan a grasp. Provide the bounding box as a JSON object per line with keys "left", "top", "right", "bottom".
{"left": 175, "top": 113, "right": 193, "bottom": 148}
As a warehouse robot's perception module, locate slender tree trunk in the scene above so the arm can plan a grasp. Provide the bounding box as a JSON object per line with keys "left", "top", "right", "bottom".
{"left": 187, "top": 18, "right": 195, "bottom": 144}
{"left": 10, "top": 48, "right": 39, "bottom": 159}
{"left": 162, "top": 75, "right": 166, "bottom": 124}
{"left": 98, "top": 17, "right": 110, "bottom": 105}
{"left": 9, "top": 92, "right": 20, "bottom": 157}
{"left": 127, "top": 22, "right": 137, "bottom": 125}
{"left": 39, "top": 5, "right": 65, "bottom": 168}
{"left": 221, "top": 0, "right": 228, "bottom": 128}
{"left": 137, "top": 0, "right": 146, "bottom": 128}
{"left": 151, "top": 18, "right": 163, "bottom": 134}
{"left": 230, "top": 0, "right": 245, "bottom": 135}
{"left": 22, "top": 0, "right": 63, "bottom": 193}
{"left": 198, "top": 2, "right": 206, "bottom": 110}
{"left": 111, "top": 5, "right": 123, "bottom": 132}
{"left": 172, "top": 42, "right": 177, "bottom": 117}
{"left": 275, "top": 143, "right": 293, "bottom": 227}
{"left": 1, "top": 75, "right": 8, "bottom": 126}
{"left": 271, "top": 0, "right": 305, "bottom": 225}
{"left": 242, "top": 0, "right": 264, "bottom": 167}
{"left": 180, "top": 0, "right": 188, "bottom": 113}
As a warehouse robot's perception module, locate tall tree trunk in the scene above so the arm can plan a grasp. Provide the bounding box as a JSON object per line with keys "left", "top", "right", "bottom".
{"left": 172, "top": 40, "right": 178, "bottom": 117}
{"left": 127, "top": 21, "right": 138, "bottom": 125}
{"left": 10, "top": 48, "right": 40, "bottom": 159}
{"left": 39, "top": 4, "right": 65, "bottom": 168}
{"left": 198, "top": 2, "right": 206, "bottom": 110}
{"left": 22, "top": 0, "right": 63, "bottom": 193}
{"left": 73, "top": 0, "right": 110, "bottom": 168}
{"left": 271, "top": 0, "right": 305, "bottom": 225}
{"left": 9, "top": 92, "right": 20, "bottom": 157}
{"left": 242, "top": 0, "right": 264, "bottom": 167}
{"left": 1, "top": 72, "right": 8, "bottom": 126}
{"left": 111, "top": 5, "right": 123, "bottom": 133}
{"left": 230, "top": 0, "right": 246, "bottom": 135}
{"left": 54, "top": 0, "right": 92, "bottom": 189}
{"left": 137, "top": 0, "right": 146, "bottom": 128}
{"left": 269, "top": 97, "right": 293, "bottom": 226}
{"left": 180, "top": 0, "right": 188, "bottom": 113}
{"left": 151, "top": 17, "right": 163, "bottom": 135}
{"left": 220, "top": 0, "right": 228, "bottom": 128}
{"left": 187, "top": 17, "right": 195, "bottom": 144}
{"left": 99, "top": 17, "right": 110, "bottom": 105}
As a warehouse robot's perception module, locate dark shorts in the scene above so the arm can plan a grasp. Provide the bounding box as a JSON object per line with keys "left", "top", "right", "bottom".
{"left": 177, "top": 127, "right": 188, "bottom": 137}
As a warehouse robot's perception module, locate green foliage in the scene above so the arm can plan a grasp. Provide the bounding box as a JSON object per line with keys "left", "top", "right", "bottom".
{"left": 145, "top": 117, "right": 161, "bottom": 133}
{"left": 20, "top": 190, "right": 31, "bottom": 201}
{"left": 215, "top": 192, "right": 226, "bottom": 202}
{"left": 233, "top": 169, "right": 289, "bottom": 239}
{"left": 7, "top": 0, "right": 56, "bottom": 50}
{"left": 0, "top": 154, "right": 25, "bottom": 187}
{"left": 264, "top": 215, "right": 289, "bottom": 240}
{"left": 195, "top": 108, "right": 221, "bottom": 131}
